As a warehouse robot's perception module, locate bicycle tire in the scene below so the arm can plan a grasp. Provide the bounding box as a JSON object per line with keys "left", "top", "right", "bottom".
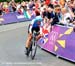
{"left": 30, "top": 38, "right": 37, "bottom": 60}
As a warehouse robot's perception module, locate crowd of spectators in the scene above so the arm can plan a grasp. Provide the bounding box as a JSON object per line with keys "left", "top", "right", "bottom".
{"left": 0, "top": 0, "right": 75, "bottom": 26}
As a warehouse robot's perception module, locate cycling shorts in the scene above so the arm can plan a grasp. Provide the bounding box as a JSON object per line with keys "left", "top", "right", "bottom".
{"left": 28, "top": 24, "right": 40, "bottom": 34}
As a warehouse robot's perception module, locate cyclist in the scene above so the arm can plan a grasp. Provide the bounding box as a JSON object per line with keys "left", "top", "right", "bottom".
{"left": 25, "top": 10, "right": 43, "bottom": 56}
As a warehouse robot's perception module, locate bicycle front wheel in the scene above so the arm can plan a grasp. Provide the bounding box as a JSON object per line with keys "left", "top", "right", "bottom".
{"left": 31, "top": 39, "right": 37, "bottom": 60}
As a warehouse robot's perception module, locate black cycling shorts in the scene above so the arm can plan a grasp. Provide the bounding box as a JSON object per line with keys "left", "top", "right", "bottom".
{"left": 28, "top": 24, "right": 40, "bottom": 33}
{"left": 32, "top": 26, "right": 40, "bottom": 33}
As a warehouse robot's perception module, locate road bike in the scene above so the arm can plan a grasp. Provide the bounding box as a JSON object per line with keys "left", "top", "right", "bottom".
{"left": 26, "top": 30, "right": 40, "bottom": 60}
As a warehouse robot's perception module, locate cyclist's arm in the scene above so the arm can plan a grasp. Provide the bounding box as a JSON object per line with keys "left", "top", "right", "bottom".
{"left": 29, "top": 19, "right": 35, "bottom": 34}
{"left": 31, "top": 19, "right": 35, "bottom": 26}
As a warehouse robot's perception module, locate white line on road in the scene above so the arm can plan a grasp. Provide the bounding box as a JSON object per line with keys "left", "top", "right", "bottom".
{"left": 1, "top": 62, "right": 42, "bottom": 65}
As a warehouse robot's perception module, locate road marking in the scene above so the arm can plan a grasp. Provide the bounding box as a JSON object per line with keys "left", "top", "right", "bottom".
{"left": 1, "top": 62, "right": 42, "bottom": 65}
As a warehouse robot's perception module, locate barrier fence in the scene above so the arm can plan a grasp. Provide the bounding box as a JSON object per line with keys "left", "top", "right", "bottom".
{"left": 0, "top": 12, "right": 33, "bottom": 25}
{"left": 38, "top": 25, "right": 75, "bottom": 62}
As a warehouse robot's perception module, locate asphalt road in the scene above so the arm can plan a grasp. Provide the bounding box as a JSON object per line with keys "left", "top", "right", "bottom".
{"left": 0, "top": 22, "right": 75, "bottom": 66}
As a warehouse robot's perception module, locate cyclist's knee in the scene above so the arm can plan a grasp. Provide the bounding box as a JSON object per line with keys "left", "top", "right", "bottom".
{"left": 28, "top": 33, "right": 32, "bottom": 40}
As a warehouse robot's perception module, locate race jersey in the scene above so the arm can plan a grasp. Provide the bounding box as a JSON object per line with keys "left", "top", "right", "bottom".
{"left": 31, "top": 16, "right": 43, "bottom": 28}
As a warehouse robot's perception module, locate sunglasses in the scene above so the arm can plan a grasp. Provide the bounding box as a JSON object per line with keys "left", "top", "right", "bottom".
{"left": 56, "top": 9, "right": 61, "bottom": 11}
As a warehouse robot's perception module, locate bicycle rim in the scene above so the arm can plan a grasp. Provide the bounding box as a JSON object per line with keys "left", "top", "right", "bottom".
{"left": 31, "top": 41, "right": 37, "bottom": 60}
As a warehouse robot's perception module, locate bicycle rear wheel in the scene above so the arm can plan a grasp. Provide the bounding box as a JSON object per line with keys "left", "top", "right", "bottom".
{"left": 30, "top": 39, "right": 37, "bottom": 60}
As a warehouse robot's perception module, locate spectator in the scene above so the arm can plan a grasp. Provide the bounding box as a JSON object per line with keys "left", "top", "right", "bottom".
{"left": 60, "top": 7, "right": 72, "bottom": 25}
{"left": 59, "top": 0, "right": 65, "bottom": 8}
{"left": 0, "top": 2, "right": 3, "bottom": 15}
{"left": 0, "top": 10, "right": 2, "bottom": 16}
{"left": 2, "top": 2, "right": 9, "bottom": 13}
{"left": 51, "top": 5, "right": 62, "bottom": 25}
{"left": 11, "top": 1, "right": 16, "bottom": 12}
{"left": 31, "top": 7, "right": 36, "bottom": 18}
{"left": 18, "top": 6, "right": 24, "bottom": 14}
{"left": 29, "top": 1, "right": 35, "bottom": 10}
{"left": 66, "top": 0, "right": 75, "bottom": 17}
{"left": 16, "top": 2, "right": 21, "bottom": 11}
{"left": 21, "top": 1, "right": 26, "bottom": 8}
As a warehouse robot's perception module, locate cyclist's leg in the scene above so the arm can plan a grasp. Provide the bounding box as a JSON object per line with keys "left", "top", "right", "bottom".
{"left": 26, "top": 33, "right": 32, "bottom": 48}
{"left": 25, "top": 33, "right": 32, "bottom": 56}
{"left": 25, "top": 26, "right": 37, "bottom": 55}
{"left": 25, "top": 25, "right": 32, "bottom": 55}
{"left": 26, "top": 24, "right": 32, "bottom": 48}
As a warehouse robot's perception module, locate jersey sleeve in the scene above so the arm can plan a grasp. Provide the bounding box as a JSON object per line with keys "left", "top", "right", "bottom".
{"left": 31, "top": 19, "right": 35, "bottom": 26}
